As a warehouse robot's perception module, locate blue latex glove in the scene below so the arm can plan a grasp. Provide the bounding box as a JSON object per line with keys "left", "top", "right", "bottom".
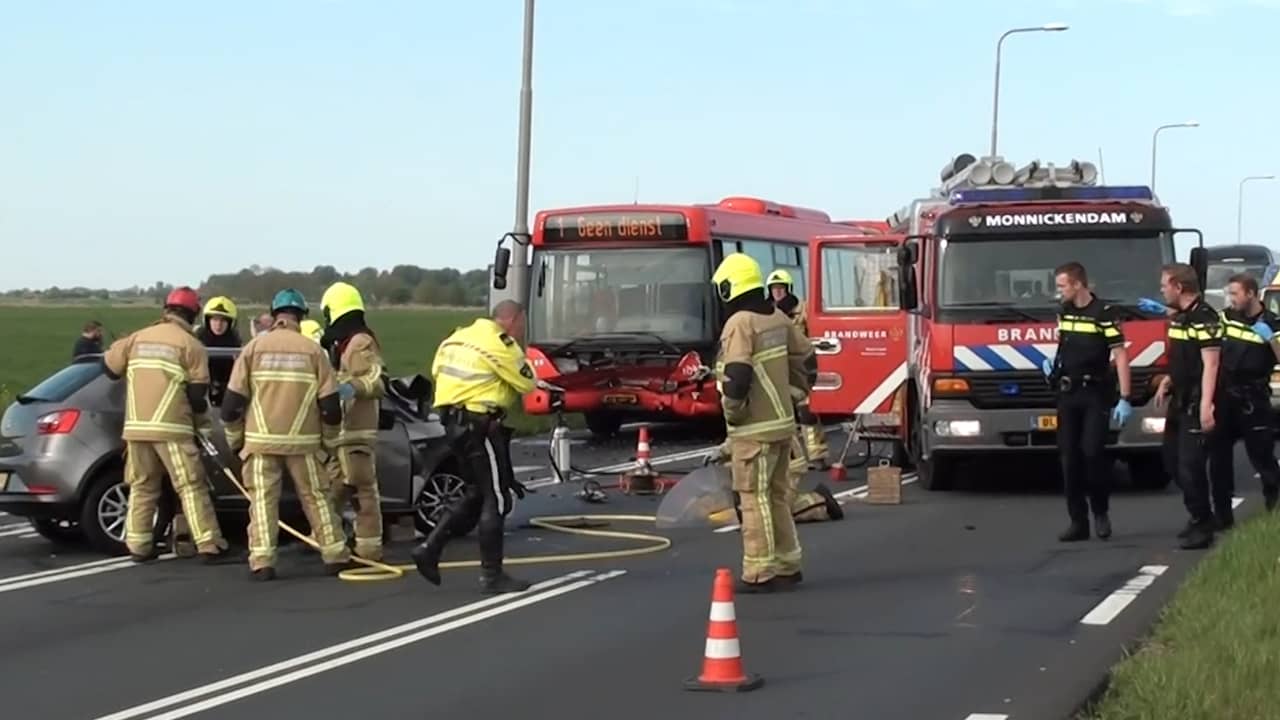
{"left": 1111, "top": 398, "right": 1133, "bottom": 427}
{"left": 337, "top": 382, "right": 356, "bottom": 401}
{"left": 1041, "top": 358, "right": 1053, "bottom": 379}
{"left": 1137, "top": 297, "right": 1167, "bottom": 315}
{"left": 1252, "top": 320, "right": 1276, "bottom": 342}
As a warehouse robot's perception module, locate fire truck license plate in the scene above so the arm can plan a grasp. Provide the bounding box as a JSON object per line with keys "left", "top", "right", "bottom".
{"left": 1035, "top": 415, "right": 1058, "bottom": 431}
{"left": 602, "top": 394, "right": 637, "bottom": 405}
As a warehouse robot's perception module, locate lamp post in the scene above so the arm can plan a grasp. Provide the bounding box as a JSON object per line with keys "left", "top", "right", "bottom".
{"left": 507, "top": 0, "right": 536, "bottom": 305}
{"left": 1238, "top": 175, "right": 1276, "bottom": 243}
{"left": 1150, "top": 121, "right": 1199, "bottom": 192}
{"left": 989, "top": 23, "right": 1069, "bottom": 159}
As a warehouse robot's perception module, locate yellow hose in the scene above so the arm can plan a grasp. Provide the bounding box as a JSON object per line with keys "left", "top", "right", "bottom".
{"left": 207, "top": 461, "right": 672, "bottom": 583}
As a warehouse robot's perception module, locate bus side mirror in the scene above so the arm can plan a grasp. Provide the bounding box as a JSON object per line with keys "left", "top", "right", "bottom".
{"left": 492, "top": 247, "right": 511, "bottom": 291}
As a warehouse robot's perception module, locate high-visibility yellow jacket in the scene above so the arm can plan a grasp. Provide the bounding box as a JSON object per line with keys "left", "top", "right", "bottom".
{"left": 431, "top": 318, "right": 536, "bottom": 414}
{"left": 103, "top": 315, "right": 211, "bottom": 442}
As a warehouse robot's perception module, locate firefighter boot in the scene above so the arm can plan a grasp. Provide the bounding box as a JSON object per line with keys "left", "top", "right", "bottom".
{"left": 480, "top": 569, "right": 531, "bottom": 595}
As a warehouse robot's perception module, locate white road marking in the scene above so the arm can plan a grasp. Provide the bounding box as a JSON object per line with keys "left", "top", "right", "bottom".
{"left": 96, "top": 570, "right": 623, "bottom": 720}
{"left": 17, "top": 532, "right": 37, "bottom": 539}
{"left": 1232, "top": 496, "right": 1245, "bottom": 509}
{"left": 964, "top": 714, "right": 1009, "bottom": 720}
{"left": 0, "top": 554, "right": 177, "bottom": 594}
{"left": 0, "top": 522, "right": 28, "bottom": 532}
{"left": 0, "top": 525, "right": 34, "bottom": 537}
{"left": 1080, "top": 565, "right": 1168, "bottom": 626}
{"left": 713, "top": 474, "right": 919, "bottom": 533}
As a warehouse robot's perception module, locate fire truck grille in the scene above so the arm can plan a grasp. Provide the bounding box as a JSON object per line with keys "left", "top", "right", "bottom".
{"left": 959, "top": 369, "right": 1159, "bottom": 410}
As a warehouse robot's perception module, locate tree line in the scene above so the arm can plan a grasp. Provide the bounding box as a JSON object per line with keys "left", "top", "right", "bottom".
{"left": 2, "top": 264, "right": 491, "bottom": 307}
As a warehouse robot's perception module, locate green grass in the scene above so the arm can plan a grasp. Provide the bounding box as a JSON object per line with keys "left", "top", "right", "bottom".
{"left": 0, "top": 304, "right": 568, "bottom": 434}
{"left": 1084, "top": 509, "right": 1280, "bottom": 720}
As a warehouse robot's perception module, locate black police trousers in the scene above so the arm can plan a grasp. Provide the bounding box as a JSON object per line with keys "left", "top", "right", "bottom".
{"left": 1163, "top": 398, "right": 1214, "bottom": 523}
{"left": 1209, "top": 384, "right": 1280, "bottom": 506}
{"left": 435, "top": 412, "right": 517, "bottom": 572}
{"left": 1056, "top": 386, "right": 1112, "bottom": 523}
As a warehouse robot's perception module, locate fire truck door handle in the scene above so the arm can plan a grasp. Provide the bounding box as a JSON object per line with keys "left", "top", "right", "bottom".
{"left": 812, "top": 338, "right": 841, "bottom": 355}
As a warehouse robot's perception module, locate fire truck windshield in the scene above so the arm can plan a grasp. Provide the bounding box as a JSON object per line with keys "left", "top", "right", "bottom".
{"left": 939, "top": 234, "right": 1174, "bottom": 311}
{"left": 528, "top": 246, "right": 713, "bottom": 345}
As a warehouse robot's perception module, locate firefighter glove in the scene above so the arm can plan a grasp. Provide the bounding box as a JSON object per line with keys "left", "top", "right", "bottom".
{"left": 1111, "top": 398, "right": 1133, "bottom": 427}
{"left": 1137, "top": 297, "right": 1167, "bottom": 315}
{"left": 1252, "top": 320, "right": 1276, "bottom": 342}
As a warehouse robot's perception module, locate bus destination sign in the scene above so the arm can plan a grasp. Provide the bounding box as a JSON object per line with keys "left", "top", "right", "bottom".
{"left": 543, "top": 212, "right": 689, "bottom": 242}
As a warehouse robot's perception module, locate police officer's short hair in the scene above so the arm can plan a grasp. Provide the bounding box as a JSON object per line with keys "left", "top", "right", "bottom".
{"left": 1054, "top": 262, "right": 1088, "bottom": 285}
{"left": 1161, "top": 263, "right": 1200, "bottom": 294}
{"left": 1229, "top": 273, "right": 1259, "bottom": 295}
{"left": 492, "top": 300, "right": 525, "bottom": 321}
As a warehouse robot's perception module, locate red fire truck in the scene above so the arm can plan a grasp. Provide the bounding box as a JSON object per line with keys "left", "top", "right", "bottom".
{"left": 495, "top": 196, "right": 880, "bottom": 437}
{"left": 808, "top": 154, "right": 1206, "bottom": 490}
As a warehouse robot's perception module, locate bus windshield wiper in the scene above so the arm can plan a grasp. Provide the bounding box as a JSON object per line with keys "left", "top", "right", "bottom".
{"left": 946, "top": 302, "right": 1046, "bottom": 323}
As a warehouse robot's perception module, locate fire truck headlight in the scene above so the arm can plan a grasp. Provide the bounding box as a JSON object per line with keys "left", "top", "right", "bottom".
{"left": 935, "top": 420, "right": 982, "bottom": 438}
{"left": 1141, "top": 417, "right": 1166, "bottom": 435}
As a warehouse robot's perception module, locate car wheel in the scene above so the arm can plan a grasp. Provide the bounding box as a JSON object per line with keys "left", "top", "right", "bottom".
{"left": 29, "top": 517, "right": 85, "bottom": 545}
{"left": 80, "top": 469, "right": 129, "bottom": 556}
{"left": 414, "top": 470, "right": 475, "bottom": 536}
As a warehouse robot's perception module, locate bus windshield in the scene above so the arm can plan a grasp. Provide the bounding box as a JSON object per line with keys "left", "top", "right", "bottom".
{"left": 528, "top": 246, "right": 714, "bottom": 345}
{"left": 939, "top": 234, "right": 1173, "bottom": 311}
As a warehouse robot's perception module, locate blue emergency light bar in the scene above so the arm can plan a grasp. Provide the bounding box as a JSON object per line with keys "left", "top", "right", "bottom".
{"left": 948, "top": 186, "right": 1155, "bottom": 205}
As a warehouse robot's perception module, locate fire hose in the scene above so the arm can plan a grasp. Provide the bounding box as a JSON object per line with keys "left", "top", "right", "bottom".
{"left": 195, "top": 435, "right": 672, "bottom": 584}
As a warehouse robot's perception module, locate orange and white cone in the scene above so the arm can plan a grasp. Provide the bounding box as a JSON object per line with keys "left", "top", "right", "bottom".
{"left": 636, "top": 424, "right": 653, "bottom": 470}
{"left": 684, "top": 568, "right": 764, "bottom": 692}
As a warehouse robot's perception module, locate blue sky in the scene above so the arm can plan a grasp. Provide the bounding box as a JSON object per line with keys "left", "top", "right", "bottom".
{"left": 2, "top": 0, "right": 1277, "bottom": 290}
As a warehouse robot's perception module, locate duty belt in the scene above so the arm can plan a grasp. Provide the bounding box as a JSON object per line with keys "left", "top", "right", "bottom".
{"left": 438, "top": 405, "right": 504, "bottom": 428}
{"left": 1223, "top": 380, "right": 1270, "bottom": 397}
{"left": 1057, "top": 373, "right": 1107, "bottom": 393}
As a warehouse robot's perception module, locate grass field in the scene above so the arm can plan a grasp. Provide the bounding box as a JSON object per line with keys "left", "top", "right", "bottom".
{"left": 1085, "top": 509, "right": 1280, "bottom": 720}
{"left": 0, "top": 304, "right": 567, "bottom": 433}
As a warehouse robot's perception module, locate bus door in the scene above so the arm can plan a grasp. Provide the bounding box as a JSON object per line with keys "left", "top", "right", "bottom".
{"left": 806, "top": 235, "right": 908, "bottom": 429}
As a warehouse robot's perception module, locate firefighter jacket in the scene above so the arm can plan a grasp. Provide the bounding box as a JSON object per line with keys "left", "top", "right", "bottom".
{"left": 431, "top": 318, "right": 536, "bottom": 414}
{"left": 334, "top": 332, "right": 385, "bottom": 447}
{"left": 716, "top": 307, "right": 815, "bottom": 442}
{"left": 103, "top": 315, "right": 211, "bottom": 442}
{"left": 223, "top": 318, "right": 340, "bottom": 455}
{"left": 776, "top": 293, "right": 809, "bottom": 336}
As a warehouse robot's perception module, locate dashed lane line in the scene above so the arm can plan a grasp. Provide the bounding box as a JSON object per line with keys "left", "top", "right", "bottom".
{"left": 1080, "top": 565, "right": 1169, "bottom": 626}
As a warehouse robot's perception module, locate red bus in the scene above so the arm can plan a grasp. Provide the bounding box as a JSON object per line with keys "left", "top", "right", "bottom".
{"left": 504, "top": 196, "right": 880, "bottom": 437}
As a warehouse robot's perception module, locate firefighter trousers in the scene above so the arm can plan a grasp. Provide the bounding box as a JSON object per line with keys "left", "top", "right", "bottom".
{"left": 786, "top": 431, "right": 833, "bottom": 522}
{"left": 796, "top": 400, "right": 829, "bottom": 467}
{"left": 124, "top": 440, "right": 225, "bottom": 557}
{"left": 1055, "top": 387, "right": 1112, "bottom": 523}
{"left": 1209, "top": 385, "right": 1280, "bottom": 509}
{"left": 730, "top": 437, "right": 801, "bottom": 583}
{"left": 329, "top": 445, "right": 382, "bottom": 561}
{"left": 243, "top": 452, "right": 349, "bottom": 571}
{"left": 1163, "top": 400, "right": 1215, "bottom": 524}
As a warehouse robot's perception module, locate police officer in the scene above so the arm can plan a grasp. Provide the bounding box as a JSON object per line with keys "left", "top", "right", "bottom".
{"left": 767, "top": 269, "right": 829, "bottom": 468}
{"left": 320, "top": 282, "right": 386, "bottom": 563}
{"left": 1208, "top": 273, "right": 1280, "bottom": 519}
{"left": 1042, "top": 262, "right": 1133, "bottom": 542}
{"left": 102, "top": 287, "right": 230, "bottom": 563}
{"left": 221, "top": 289, "right": 351, "bottom": 580}
{"left": 714, "top": 253, "right": 816, "bottom": 593}
{"left": 411, "top": 300, "right": 536, "bottom": 594}
{"left": 1144, "top": 263, "right": 1222, "bottom": 550}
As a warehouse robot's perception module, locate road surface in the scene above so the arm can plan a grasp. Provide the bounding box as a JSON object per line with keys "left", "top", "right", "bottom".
{"left": 0, "top": 424, "right": 1263, "bottom": 720}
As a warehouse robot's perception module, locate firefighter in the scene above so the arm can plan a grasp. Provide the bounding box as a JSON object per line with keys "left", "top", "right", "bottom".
{"left": 319, "top": 282, "right": 386, "bottom": 562}
{"left": 1144, "top": 263, "right": 1222, "bottom": 550}
{"left": 300, "top": 319, "right": 324, "bottom": 343}
{"left": 1208, "top": 273, "right": 1280, "bottom": 520}
{"left": 714, "top": 253, "right": 816, "bottom": 593}
{"left": 767, "top": 269, "right": 829, "bottom": 469}
{"left": 101, "top": 287, "right": 230, "bottom": 563}
{"left": 1041, "top": 262, "right": 1132, "bottom": 542}
{"left": 411, "top": 300, "right": 536, "bottom": 594}
{"left": 221, "top": 289, "right": 351, "bottom": 580}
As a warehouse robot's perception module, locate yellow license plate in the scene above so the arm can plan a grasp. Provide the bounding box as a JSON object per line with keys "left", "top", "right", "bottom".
{"left": 601, "top": 394, "right": 637, "bottom": 405}
{"left": 1035, "top": 415, "right": 1058, "bottom": 431}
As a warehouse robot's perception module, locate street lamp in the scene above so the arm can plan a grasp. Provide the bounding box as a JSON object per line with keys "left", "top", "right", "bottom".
{"left": 1238, "top": 175, "right": 1276, "bottom": 243}
{"left": 989, "top": 22, "right": 1069, "bottom": 158}
{"left": 1150, "top": 121, "right": 1199, "bottom": 191}
{"left": 507, "top": 0, "right": 536, "bottom": 305}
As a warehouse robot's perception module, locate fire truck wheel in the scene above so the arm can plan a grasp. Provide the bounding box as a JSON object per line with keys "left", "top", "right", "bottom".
{"left": 917, "top": 455, "right": 955, "bottom": 491}
{"left": 585, "top": 412, "right": 623, "bottom": 439}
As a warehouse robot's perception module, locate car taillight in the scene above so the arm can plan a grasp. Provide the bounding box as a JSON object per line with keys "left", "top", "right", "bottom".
{"left": 36, "top": 409, "right": 81, "bottom": 435}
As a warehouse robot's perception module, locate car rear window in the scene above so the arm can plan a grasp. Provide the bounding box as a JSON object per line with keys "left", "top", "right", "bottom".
{"left": 19, "top": 360, "right": 104, "bottom": 404}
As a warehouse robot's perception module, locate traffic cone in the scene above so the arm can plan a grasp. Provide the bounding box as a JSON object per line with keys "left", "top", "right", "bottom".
{"left": 684, "top": 568, "right": 764, "bottom": 692}
{"left": 621, "top": 424, "right": 675, "bottom": 494}
{"left": 636, "top": 424, "right": 653, "bottom": 469}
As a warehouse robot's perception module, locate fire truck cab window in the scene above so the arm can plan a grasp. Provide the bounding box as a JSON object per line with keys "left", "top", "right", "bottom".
{"left": 820, "top": 245, "right": 899, "bottom": 311}
{"left": 528, "top": 247, "right": 713, "bottom": 344}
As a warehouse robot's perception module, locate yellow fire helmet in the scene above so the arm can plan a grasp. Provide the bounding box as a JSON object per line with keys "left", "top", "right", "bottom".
{"left": 299, "top": 319, "right": 323, "bottom": 342}
{"left": 321, "top": 281, "right": 365, "bottom": 326}
{"left": 711, "top": 253, "right": 765, "bottom": 302}
{"left": 766, "top": 269, "right": 794, "bottom": 291}
{"left": 202, "top": 296, "right": 238, "bottom": 323}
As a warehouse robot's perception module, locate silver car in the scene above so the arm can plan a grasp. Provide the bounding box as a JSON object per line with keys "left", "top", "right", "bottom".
{"left": 0, "top": 348, "right": 473, "bottom": 555}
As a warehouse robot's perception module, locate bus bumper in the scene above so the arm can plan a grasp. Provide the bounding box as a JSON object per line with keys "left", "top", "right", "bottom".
{"left": 921, "top": 400, "right": 1165, "bottom": 459}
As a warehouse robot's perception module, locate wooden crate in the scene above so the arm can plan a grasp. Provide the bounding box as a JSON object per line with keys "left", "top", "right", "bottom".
{"left": 865, "top": 461, "right": 902, "bottom": 505}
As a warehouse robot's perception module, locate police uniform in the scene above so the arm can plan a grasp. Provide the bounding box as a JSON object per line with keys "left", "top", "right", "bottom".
{"left": 1051, "top": 295, "right": 1124, "bottom": 539}
{"left": 411, "top": 315, "right": 536, "bottom": 594}
{"left": 1163, "top": 297, "right": 1223, "bottom": 549}
{"left": 768, "top": 269, "right": 829, "bottom": 468}
{"left": 221, "top": 290, "right": 349, "bottom": 579}
{"left": 102, "top": 289, "right": 228, "bottom": 562}
{"left": 1208, "top": 307, "right": 1280, "bottom": 517}
{"left": 715, "top": 254, "right": 816, "bottom": 592}
{"left": 321, "top": 283, "right": 387, "bottom": 562}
